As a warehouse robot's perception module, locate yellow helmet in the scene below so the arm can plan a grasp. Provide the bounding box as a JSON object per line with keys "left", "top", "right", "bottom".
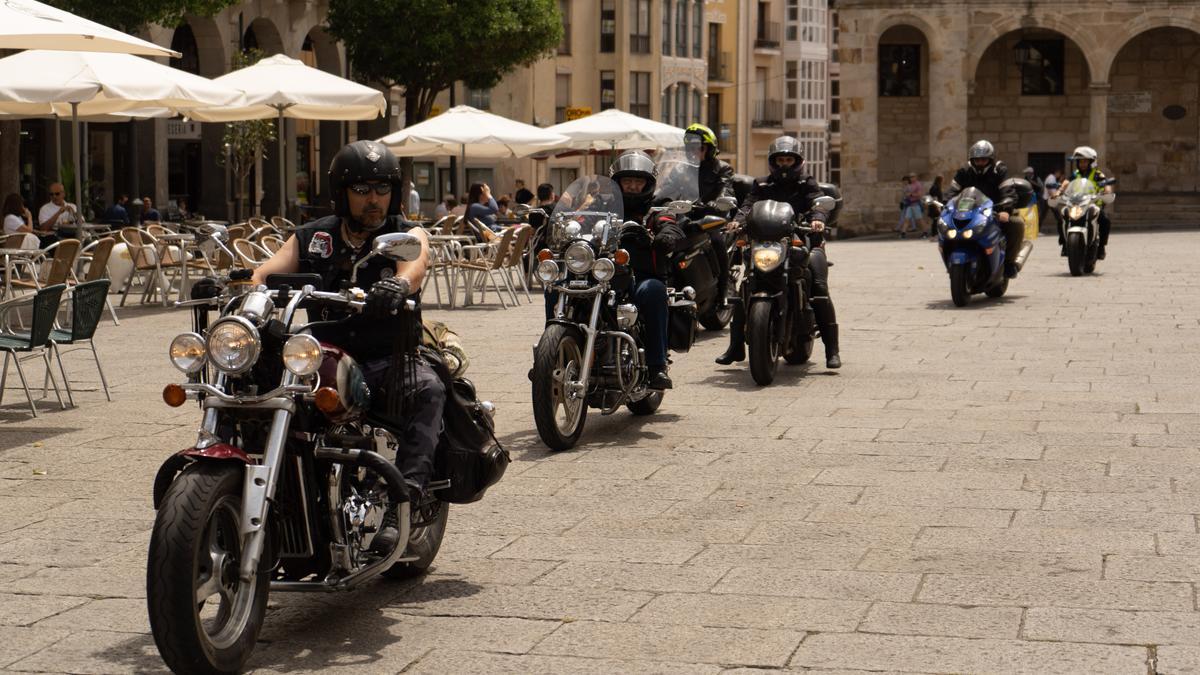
{"left": 684, "top": 123, "right": 719, "bottom": 156}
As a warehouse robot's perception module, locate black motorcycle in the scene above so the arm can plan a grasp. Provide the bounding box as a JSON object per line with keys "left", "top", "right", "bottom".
{"left": 737, "top": 196, "right": 836, "bottom": 385}
{"left": 147, "top": 232, "right": 508, "bottom": 673}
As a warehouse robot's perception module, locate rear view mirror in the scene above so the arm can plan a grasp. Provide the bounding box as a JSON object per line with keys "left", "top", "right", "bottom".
{"left": 714, "top": 196, "right": 738, "bottom": 212}
{"left": 667, "top": 200, "right": 693, "bottom": 215}
{"left": 374, "top": 232, "right": 423, "bottom": 262}
{"left": 812, "top": 195, "right": 836, "bottom": 214}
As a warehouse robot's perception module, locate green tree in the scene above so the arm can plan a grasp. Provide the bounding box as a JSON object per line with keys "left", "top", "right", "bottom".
{"left": 216, "top": 49, "right": 277, "bottom": 220}
{"left": 326, "top": 0, "right": 562, "bottom": 198}
{"left": 48, "top": 0, "right": 235, "bottom": 32}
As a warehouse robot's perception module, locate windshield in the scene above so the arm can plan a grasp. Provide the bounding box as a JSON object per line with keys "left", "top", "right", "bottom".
{"left": 954, "top": 194, "right": 978, "bottom": 217}
{"left": 653, "top": 149, "right": 700, "bottom": 204}
{"left": 548, "top": 175, "right": 624, "bottom": 251}
{"left": 1063, "top": 177, "right": 1097, "bottom": 203}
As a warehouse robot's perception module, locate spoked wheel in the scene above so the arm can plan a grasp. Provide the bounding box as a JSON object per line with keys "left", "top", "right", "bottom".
{"left": 949, "top": 263, "right": 970, "bottom": 307}
{"left": 1066, "top": 232, "right": 1085, "bottom": 276}
{"left": 747, "top": 301, "right": 780, "bottom": 386}
{"left": 148, "top": 463, "right": 269, "bottom": 675}
{"left": 383, "top": 499, "right": 448, "bottom": 580}
{"left": 532, "top": 324, "right": 589, "bottom": 451}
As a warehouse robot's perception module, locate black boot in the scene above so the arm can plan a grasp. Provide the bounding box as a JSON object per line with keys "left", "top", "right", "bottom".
{"left": 715, "top": 303, "right": 745, "bottom": 364}
{"left": 813, "top": 299, "right": 841, "bottom": 369}
{"left": 647, "top": 366, "right": 673, "bottom": 390}
{"left": 1097, "top": 244, "right": 1106, "bottom": 260}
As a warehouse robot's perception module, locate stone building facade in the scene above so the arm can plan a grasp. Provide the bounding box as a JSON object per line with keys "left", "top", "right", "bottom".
{"left": 836, "top": 0, "right": 1200, "bottom": 229}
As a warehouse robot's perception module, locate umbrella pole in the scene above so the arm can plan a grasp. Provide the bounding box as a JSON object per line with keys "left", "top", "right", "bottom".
{"left": 71, "top": 103, "right": 81, "bottom": 216}
{"left": 460, "top": 143, "right": 466, "bottom": 203}
{"left": 54, "top": 118, "right": 61, "bottom": 182}
{"left": 277, "top": 108, "right": 286, "bottom": 219}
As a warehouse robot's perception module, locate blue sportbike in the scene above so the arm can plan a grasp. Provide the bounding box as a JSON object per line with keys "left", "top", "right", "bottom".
{"left": 928, "top": 187, "right": 1010, "bottom": 307}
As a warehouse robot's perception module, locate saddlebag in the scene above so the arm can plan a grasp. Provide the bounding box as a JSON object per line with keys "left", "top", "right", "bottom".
{"left": 428, "top": 352, "right": 509, "bottom": 504}
{"left": 668, "top": 298, "right": 697, "bottom": 352}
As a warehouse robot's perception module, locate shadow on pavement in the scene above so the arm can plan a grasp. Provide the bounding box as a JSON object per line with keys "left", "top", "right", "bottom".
{"left": 0, "top": 422, "right": 86, "bottom": 450}
{"left": 924, "top": 294, "right": 1026, "bottom": 311}
{"left": 695, "top": 362, "right": 822, "bottom": 390}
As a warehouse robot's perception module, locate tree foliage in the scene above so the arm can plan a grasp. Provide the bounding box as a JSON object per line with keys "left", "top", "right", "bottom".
{"left": 215, "top": 49, "right": 276, "bottom": 219}
{"left": 48, "top": 0, "right": 235, "bottom": 32}
{"left": 326, "top": 0, "right": 563, "bottom": 125}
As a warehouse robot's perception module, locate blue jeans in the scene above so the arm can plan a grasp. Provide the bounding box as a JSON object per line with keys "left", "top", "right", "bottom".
{"left": 543, "top": 277, "right": 669, "bottom": 368}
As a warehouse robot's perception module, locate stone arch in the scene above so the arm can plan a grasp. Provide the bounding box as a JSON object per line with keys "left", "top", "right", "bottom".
{"left": 175, "top": 16, "right": 224, "bottom": 76}
{"left": 244, "top": 17, "right": 284, "bottom": 55}
{"left": 300, "top": 25, "right": 342, "bottom": 74}
{"left": 1099, "top": 16, "right": 1200, "bottom": 82}
{"left": 300, "top": 26, "right": 347, "bottom": 209}
{"left": 875, "top": 23, "right": 931, "bottom": 183}
{"left": 969, "top": 14, "right": 1103, "bottom": 86}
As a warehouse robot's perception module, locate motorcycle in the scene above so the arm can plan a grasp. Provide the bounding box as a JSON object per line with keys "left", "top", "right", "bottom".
{"left": 147, "top": 232, "right": 508, "bottom": 673}
{"left": 736, "top": 195, "right": 836, "bottom": 386}
{"left": 653, "top": 150, "right": 739, "bottom": 330}
{"left": 925, "top": 179, "right": 1034, "bottom": 307}
{"left": 1048, "top": 176, "right": 1116, "bottom": 276}
{"left": 527, "top": 175, "right": 695, "bottom": 451}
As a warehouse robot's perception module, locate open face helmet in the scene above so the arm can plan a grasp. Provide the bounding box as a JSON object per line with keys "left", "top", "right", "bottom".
{"left": 328, "top": 140, "right": 403, "bottom": 230}
{"left": 1069, "top": 145, "right": 1098, "bottom": 172}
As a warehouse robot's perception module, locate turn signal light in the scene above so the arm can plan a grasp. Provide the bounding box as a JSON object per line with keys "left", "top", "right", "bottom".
{"left": 735, "top": 239, "right": 747, "bottom": 248}
{"left": 613, "top": 249, "right": 630, "bottom": 266}
{"left": 162, "top": 384, "right": 187, "bottom": 407}
{"left": 537, "top": 248, "right": 553, "bottom": 262}
{"left": 984, "top": 247, "right": 995, "bottom": 255}
{"left": 314, "top": 387, "right": 341, "bottom": 415}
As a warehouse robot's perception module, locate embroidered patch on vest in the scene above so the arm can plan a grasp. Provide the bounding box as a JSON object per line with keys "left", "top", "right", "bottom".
{"left": 309, "top": 231, "right": 333, "bottom": 258}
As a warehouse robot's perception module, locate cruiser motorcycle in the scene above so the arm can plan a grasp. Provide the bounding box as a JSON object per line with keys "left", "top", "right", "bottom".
{"left": 1048, "top": 176, "right": 1116, "bottom": 276}
{"left": 527, "top": 175, "right": 696, "bottom": 451}
{"left": 147, "top": 232, "right": 508, "bottom": 674}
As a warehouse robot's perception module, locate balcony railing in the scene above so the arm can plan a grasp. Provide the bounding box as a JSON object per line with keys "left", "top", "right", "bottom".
{"left": 707, "top": 51, "right": 732, "bottom": 81}
{"left": 630, "top": 34, "right": 650, "bottom": 54}
{"left": 752, "top": 99, "right": 783, "bottom": 128}
{"left": 755, "top": 21, "right": 781, "bottom": 49}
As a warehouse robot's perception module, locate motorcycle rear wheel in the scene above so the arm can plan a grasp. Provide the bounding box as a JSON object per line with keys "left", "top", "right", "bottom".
{"left": 747, "top": 302, "right": 779, "bottom": 386}
{"left": 949, "top": 264, "right": 970, "bottom": 307}
{"left": 383, "top": 500, "right": 448, "bottom": 580}
{"left": 148, "top": 463, "right": 269, "bottom": 675}
{"left": 985, "top": 277, "right": 1009, "bottom": 298}
{"left": 532, "top": 324, "right": 588, "bottom": 451}
{"left": 698, "top": 303, "right": 734, "bottom": 331}
{"left": 1067, "top": 232, "right": 1085, "bottom": 276}
{"left": 626, "top": 390, "right": 664, "bottom": 415}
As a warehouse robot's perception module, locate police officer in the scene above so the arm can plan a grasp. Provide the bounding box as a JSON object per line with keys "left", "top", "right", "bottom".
{"left": 716, "top": 136, "right": 842, "bottom": 369}
{"left": 942, "top": 140, "right": 1024, "bottom": 278}
{"left": 684, "top": 123, "right": 737, "bottom": 306}
{"left": 252, "top": 140, "right": 443, "bottom": 516}
{"left": 1058, "top": 146, "right": 1114, "bottom": 260}
{"left": 611, "top": 150, "right": 685, "bottom": 390}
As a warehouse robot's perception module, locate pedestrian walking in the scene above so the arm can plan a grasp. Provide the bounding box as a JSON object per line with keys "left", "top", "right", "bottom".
{"left": 895, "top": 174, "right": 924, "bottom": 238}
{"left": 1043, "top": 169, "right": 1062, "bottom": 235}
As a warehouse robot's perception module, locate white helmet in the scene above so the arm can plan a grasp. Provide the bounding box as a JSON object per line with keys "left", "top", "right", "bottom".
{"left": 1069, "top": 146, "right": 1098, "bottom": 162}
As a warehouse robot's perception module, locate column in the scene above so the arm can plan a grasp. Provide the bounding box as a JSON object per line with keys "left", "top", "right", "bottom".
{"left": 927, "top": 29, "right": 969, "bottom": 186}
{"left": 835, "top": 13, "right": 877, "bottom": 225}
{"left": 1088, "top": 81, "right": 1110, "bottom": 161}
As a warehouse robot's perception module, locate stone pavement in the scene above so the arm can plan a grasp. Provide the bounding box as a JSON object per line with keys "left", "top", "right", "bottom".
{"left": 1, "top": 230, "right": 1198, "bottom": 674}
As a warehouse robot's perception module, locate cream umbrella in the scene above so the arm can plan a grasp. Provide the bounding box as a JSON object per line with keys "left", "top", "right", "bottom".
{"left": 186, "top": 54, "right": 387, "bottom": 218}
{"left": 0, "top": 0, "right": 179, "bottom": 57}
{"left": 543, "top": 108, "right": 685, "bottom": 153}
{"left": 0, "top": 50, "right": 241, "bottom": 213}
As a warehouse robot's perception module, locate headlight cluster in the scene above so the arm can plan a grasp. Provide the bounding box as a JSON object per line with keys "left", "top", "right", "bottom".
{"left": 752, "top": 242, "right": 784, "bottom": 272}
{"left": 1068, "top": 205, "right": 1085, "bottom": 220}
{"left": 564, "top": 242, "right": 595, "bottom": 274}
{"left": 548, "top": 242, "right": 620, "bottom": 282}
{"left": 207, "top": 317, "right": 260, "bottom": 375}
{"left": 168, "top": 320, "right": 323, "bottom": 378}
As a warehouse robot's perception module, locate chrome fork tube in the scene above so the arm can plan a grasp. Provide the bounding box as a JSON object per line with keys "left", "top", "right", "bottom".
{"left": 575, "top": 289, "right": 605, "bottom": 393}
{"left": 238, "top": 374, "right": 299, "bottom": 581}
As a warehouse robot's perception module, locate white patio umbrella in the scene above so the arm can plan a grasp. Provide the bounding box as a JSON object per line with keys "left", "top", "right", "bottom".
{"left": 0, "top": 50, "right": 242, "bottom": 212}
{"left": 543, "top": 108, "right": 685, "bottom": 153}
{"left": 378, "top": 105, "right": 570, "bottom": 197}
{"left": 186, "top": 54, "right": 387, "bottom": 218}
{"left": 0, "top": 0, "right": 179, "bottom": 57}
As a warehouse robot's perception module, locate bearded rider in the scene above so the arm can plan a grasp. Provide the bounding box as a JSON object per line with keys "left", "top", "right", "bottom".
{"left": 716, "top": 135, "right": 842, "bottom": 369}
{"left": 1057, "top": 145, "right": 1114, "bottom": 260}
{"left": 252, "top": 141, "right": 441, "bottom": 550}
{"left": 611, "top": 150, "right": 686, "bottom": 390}
{"left": 684, "top": 123, "right": 737, "bottom": 306}
{"left": 942, "top": 139, "right": 1024, "bottom": 278}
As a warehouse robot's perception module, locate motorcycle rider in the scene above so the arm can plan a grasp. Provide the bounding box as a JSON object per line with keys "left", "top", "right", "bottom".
{"left": 251, "top": 140, "right": 442, "bottom": 523}
{"left": 612, "top": 150, "right": 685, "bottom": 390}
{"left": 684, "top": 123, "right": 736, "bottom": 305}
{"left": 716, "top": 135, "right": 841, "bottom": 369}
{"left": 942, "top": 140, "right": 1024, "bottom": 278}
{"left": 1056, "top": 146, "right": 1114, "bottom": 260}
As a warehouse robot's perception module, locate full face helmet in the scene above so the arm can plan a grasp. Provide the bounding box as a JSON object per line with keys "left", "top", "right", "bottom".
{"left": 968, "top": 140, "right": 995, "bottom": 175}
{"left": 684, "top": 123, "right": 719, "bottom": 161}
{"left": 328, "top": 140, "right": 403, "bottom": 230}
{"left": 1069, "top": 145, "right": 1098, "bottom": 173}
{"left": 609, "top": 150, "right": 658, "bottom": 207}
{"left": 767, "top": 136, "right": 804, "bottom": 182}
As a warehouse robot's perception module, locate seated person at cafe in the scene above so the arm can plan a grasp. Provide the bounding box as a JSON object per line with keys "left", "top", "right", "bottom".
{"left": 103, "top": 195, "right": 131, "bottom": 226}
{"left": 141, "top": 196, "right": 162, "bottom": 223}
{"left": 38, "top": 182, "right": 80, "bottom": 242}
{"left": 433, "top": 196, "right": 457, "bottom": 220}
{"left": 465, "top": 182, "right": 500, "bottom": 233}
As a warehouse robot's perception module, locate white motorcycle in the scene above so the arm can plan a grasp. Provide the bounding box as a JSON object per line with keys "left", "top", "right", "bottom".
{"left": 1049, "top": 177, "right": 1116, "bottom": 276}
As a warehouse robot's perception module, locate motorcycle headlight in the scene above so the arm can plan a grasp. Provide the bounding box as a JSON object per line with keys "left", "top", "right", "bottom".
{"left": 963, "top": 228, "right": 973, "bottom": 239}
{"left": 565, "top": 242, "right": 595, "bottom": 274}
{"left": 206, "top": 317, "right": 261, "bottom": 375}
{"left": 591, "top": 257, "right": 616, "bottom": 282}
{"left": 1068, "top": 205, "right": 1085, "bottom": 220}
{"left": 752, "top": 242, "right": 784, "bottom": 272}
{"left": 946, "top": 229, "right": 958, "bottom": 239}
{"left": 536, "top": 259, "right": 560, "bottom": 283}
{"left": 282, "top": 334, "right": 322, "bottom": 378}
{"left": 168, "top": 332, "right": 206, "bottom": 374}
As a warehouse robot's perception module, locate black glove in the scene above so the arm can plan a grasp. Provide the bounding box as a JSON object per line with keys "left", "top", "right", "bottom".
{"left": 365, "top": 276, "right": 411, "bottom": 319}
{"left": 190, "top": 276, "right": 223, "bottom": 300}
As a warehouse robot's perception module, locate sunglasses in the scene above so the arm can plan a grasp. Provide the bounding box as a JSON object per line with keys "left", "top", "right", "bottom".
{"left": 348, "top": 182, "right": 392, "bottom": 196}
{"left": 49, "top": 191, "right": 63, "bottom": 196}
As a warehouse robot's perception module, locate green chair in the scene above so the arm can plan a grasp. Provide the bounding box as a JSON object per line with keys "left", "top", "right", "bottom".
{"left": 47, "top": 279, "right": 113, "bottom": 404}
{"left": 0, "top": 284, "right": 68, "bottom": 418}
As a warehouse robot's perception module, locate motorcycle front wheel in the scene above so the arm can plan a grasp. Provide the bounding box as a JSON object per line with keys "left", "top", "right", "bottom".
{"left": 1066, "top": 232, "right": 1085, "bottom": 276}
{"left": 532, "top": 324, "right": 589, "bottom": 451}
{"left": 949, "top": 263, "right": 970, "bottom": 307}
{"left": 148, "top": 462, "right": 269, "bottom": 675}
{"left": 747, "top": 301, "right": 780, "bottom": 386}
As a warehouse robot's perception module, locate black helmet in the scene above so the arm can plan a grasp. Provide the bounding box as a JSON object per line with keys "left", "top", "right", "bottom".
{"left": 610, "top": 150, "right": 657, "bottom": 197}
{"left": 768, "top": 136, "right": 804, "bottom": 181}
{"left": 968, "top": 140, "right": 995, "bottom": 175}
{"left": 328, "top": 140, "right": 403, "bottom": 227}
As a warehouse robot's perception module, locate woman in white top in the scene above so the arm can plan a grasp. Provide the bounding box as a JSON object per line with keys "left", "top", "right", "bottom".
{"left": 3, "top": 193, "right": 33, "bottom": 235}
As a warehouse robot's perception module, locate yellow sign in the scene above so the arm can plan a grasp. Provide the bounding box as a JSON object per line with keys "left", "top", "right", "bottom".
{"left": 429, "top": 105, "right": 443, "bottom": 117}
{"left": 565, "top": 106, "right": 592, "bottom": 121}
{"left": 1019, "top": 203, "right": 1039, "bottom": 239}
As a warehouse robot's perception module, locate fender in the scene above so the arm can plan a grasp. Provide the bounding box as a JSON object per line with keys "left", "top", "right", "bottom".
{"left": 947, "top": 249, "right": 977, "bottom": 266}
{"left": 152, "top": 443, "right": 251, "bottom": 509}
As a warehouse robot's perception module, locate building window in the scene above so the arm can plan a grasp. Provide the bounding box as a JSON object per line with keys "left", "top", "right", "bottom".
{"left": 600, "top": 70, "right": 616, "bottom": 110}
{"left": 600, "top": 0, "right": 615, "bottom": 53}
{"left": 879, "top": 44, "right": 920, "bottom": 97}
{"left": 692, "top": 1, "right": 702, "bottom": 58}
{"left": 675, "top": 84, "right": 688, "bottom": 128}
{"left": 829, "top": 151, "right": 840, "bottom": 185}
{"left": 831, "top": 10, "right": 839, "bottom": 62}
{"left": 785, "top": 60, "right": 798, "bottom": 119}
{"left": 558, "top": 0, "right": 571, "bottom": 54}
{"left": 555, "top": 73, "right": 571, "bottom": 124}
{"left": 1020, "top": 39, "right": 1065, "bottom": 96}
{"left": 467, "top": 86, "right": 491, "bottom": 110}
{"left": 630, "top": 72, "right": 651, "bottom": 117}
{"left": 785, "top": 0, "right": 798, "bottom": 41}
{"left": 662, "top": 87, "right": 672, "bottom": 123}
{"left": 675, "top": 0, "right": 688, "bottom": 56}
{"left": 691, "top": 89, "right": 702, "bottom": 125}
{"left": 663, "top": 0, "right": 672, "bottom": 55}
{"left": 630, "top": 0, "right": 651, "bottom": 53}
